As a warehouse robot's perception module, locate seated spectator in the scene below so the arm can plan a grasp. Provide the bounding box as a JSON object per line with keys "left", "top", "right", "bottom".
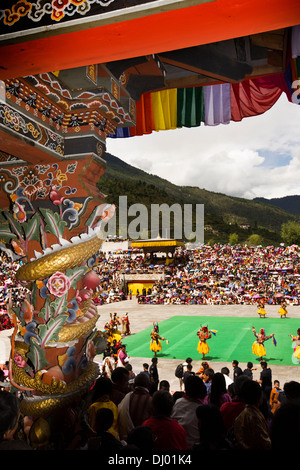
{"left": 125, "top": 363, "right": 136, "bottom": 390}
{"left": 0, "top": 369, "right": 8, "bottom": 391}
{"left": 118, "top": 373, "right": 153, "bottom": 441}
{"left": 179, "top": 357, "right": 193, "bottom": 391}
{"left": 270, "top": 380, "right": 281, "bottom": 415}
{"left": 149, "top": 357, "right": 159, "bottom": 395}
{"left": 143, "top": 390, "right": 188, "bottom": 450}
{"left": 196, "top": 361, "right": 210, "bottom": 378}
{"left": 123, "top": 425, "right": 155, "bottom": 452}
{"left": 202, "top": 368, "right": 214, "bottom": 394}
{"left": 0, "top": 390, "right": 32, "bottom": 449}
{"left": 88, "top": 408, "right": 124, "bottom": 452}
{"left": 159, "top": 380, "right": 170, "bottom": 392}
{"left": 204, "top": 372, "right": 232, "bottom": 408}
{"left": 232, "top": 360, "right": 243, "bottom": 382}
{"left": 243, "top": 361, "right": 256, "bottom": 380}
{"left": 279, "top": 380, "right": 300, "bottom": 405}
{"left": 234, "top": 379, "right": 271, "bottom": 450}
{"left": 183, "top": 364, "right": 195, "bottom": 385}
{"left": 220, "top": 375, "right": 250, "bottom": 434}
{"left": 87, "top": 377, "right": 119, "bottom": 439}
{"left": 110, "top": 367, "right": 130, "bottom": 406}
{"left": 270, "top": 399, "right": 300, "bottom": 449}
{"left": 221, "top": 366, "right": 233, "bottom": 390}
{"left": 194, "top": 404, "right": 233, "bottom": 450}
{"left": 140, "top": 363, "right": 150, "bottom": 379}
{"left": 172, "top": 391, "right": 184, "bottom": 403}
{"left": 171, "top": 375, "right": 207, "bottom": 449}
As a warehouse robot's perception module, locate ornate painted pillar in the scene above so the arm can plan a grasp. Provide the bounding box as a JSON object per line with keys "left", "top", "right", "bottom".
{"left": 0, "top": 66, "right": 135, "bottom": 417}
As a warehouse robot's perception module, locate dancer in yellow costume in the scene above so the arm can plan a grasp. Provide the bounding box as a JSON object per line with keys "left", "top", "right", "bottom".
{"left": 290, "top": 328, "right": 300, "bottom": 361}
{"left": 103, "top": 315, "right": 122, "bottom": 345}
{"left": 257, "top": 301, "right": 267, "bottom": 318}
{"left": 252, "top": 326, "right": 275, "bottom": 360}
{"left": 150, "top": 322, "right": 168, "bottom": 357}
{"left": 109, "top": 312, "right": 122, "bottom": 341}
{"left": 278, "top": 302, "right": 288, "bottom": 318}
{"left": 197, "top": 326, "right": 212, "bottom": 359}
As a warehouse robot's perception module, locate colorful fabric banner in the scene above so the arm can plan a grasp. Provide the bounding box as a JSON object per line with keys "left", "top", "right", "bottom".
{"left": 108, "top": 25, "right": 300, "bottom": 139}
{"left": 108, "top": 74, "right": 296, "bottom": 138}
{"left": 230, "top": 77, "right": 283, "bottom": 122}
{"left": 151, "top": 88, "right": 178, "bottom": 131}
{"left": 177, "top": 87, "right": 205, "bottom": 128}
{"left": 292, "top": 25, "right": 300, "bottom": 59}
{"left": 204, "top": 83, "right": 231, "bottom": 126}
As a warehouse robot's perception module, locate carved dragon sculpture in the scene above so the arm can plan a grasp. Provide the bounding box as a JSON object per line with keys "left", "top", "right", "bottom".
{"left": 0, "top": 167, "right": 115, "bottom": 417}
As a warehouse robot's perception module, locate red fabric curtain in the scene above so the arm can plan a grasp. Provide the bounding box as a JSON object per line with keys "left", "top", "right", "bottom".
{"left": 129, "top": 92, "right": 155, "bottom": 136}
{"left": 230, "top": 77, "right": 283, "bottom": 122}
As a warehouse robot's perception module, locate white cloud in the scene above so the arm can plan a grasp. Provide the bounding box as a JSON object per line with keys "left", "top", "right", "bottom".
{"left": 106, "top": 94, "right": 300, "bottom": 200}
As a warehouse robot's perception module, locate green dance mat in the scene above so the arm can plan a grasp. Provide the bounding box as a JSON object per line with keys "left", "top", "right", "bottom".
{"left": 122, "top": 316, "right": 300, "bottom": 366}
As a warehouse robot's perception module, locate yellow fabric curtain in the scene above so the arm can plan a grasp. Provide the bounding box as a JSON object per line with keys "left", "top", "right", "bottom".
{"left": 151, "top": 89, "right": 178, "bottom": 131}
{"left": 128, "top": 282, "right": 154, "bottom": 295}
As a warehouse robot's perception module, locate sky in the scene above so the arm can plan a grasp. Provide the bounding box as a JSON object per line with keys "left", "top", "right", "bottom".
{"left": 106, "top": 94, "right": 300, "bottom": 201}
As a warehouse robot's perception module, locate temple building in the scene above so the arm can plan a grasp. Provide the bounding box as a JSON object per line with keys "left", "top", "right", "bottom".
{"left": 0, "top": 0, "right": 299, "bottom": 417}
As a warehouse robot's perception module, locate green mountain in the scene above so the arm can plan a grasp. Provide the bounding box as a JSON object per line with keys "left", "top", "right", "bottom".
{"left": 97, "top": 153, "right": 299, "bottom": 244}
{"left": 254, "top": 196, "right": 300, "bottom": 215}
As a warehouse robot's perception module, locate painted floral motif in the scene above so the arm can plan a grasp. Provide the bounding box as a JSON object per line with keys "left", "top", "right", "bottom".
{"left": 13, "top": 201, "right": 26, "bottom": 223}
{"left": 86, "top": 339, "right": 96, "bottom": 361}
{"left": 47, "top": 271, "right": 71, "bottom": 297}
{"left": 13, "top": 353, "right": 27, "bottom": 369}
{"left": 2, "top": 0, "right": 32, "bottom": 26}
{"left": 0, "top": 159, "right": 115, "bottom": 401}
{"left": 101, "top": 204, "right": 116, "bottom": 222}
{"left": 50, "top": 185, "right": 64, "bottom": 205}
{"left": 2, "top": 0, "right": 118, "bottom": 27}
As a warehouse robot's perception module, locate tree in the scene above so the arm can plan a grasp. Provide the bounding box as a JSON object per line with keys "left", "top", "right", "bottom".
{"left": 229, "top": 233, "right": 239, "bottom": 245}
{"left": 281, "top": 221, "right": 300, "bottom": 245}
{"left": 247, "top": 234, "right": 263, "bottom": 246}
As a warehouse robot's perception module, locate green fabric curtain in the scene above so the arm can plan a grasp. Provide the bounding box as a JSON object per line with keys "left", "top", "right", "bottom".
{"left": 177, "top": 87, "right": 205, "bottom": 127}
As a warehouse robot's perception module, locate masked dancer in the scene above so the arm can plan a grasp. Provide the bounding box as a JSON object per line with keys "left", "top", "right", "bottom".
{"left": 252, "top": 326, "right": 275, "bottom": 360}
{"left": 197, "top": 326, "right": 216, "bottom": 359}
{"left": 150, "top": 322, "right": 168, "bottom": 357}
{"left": 290, "top": 328, "right": 300, "bottom": 363}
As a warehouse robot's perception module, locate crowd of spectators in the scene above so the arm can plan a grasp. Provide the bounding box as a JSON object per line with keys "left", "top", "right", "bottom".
{"left": 0, "top": 251, "right": 28, "bottom": 331}
{"left": 0, "top": 242, "right": 300, "bottom": 451}
{"left": 140, "top": 244, "right": 300, "bottom": 306}
{"left": 0, "top": 355, "right": 299, "bottom": 451}
{"left": 95, "top": 243, "right": 300, "bottom": 306}
{"left": 1, "top": 242, "right": 300, "bottom": 316}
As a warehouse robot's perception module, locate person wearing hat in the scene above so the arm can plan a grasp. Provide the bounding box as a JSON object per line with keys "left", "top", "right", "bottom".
{"left": 257, "top": 301, "right": 267, "bottom": 318}
{"left": 150, "top": 322, "right": 168, "bottom": 357}
{"left": 196, "top": 326, "right": 212, "bottom": 359}
{"left": 252, "top": 326, "right": 275, "bottom": 361}
{"left": 278, "top": 301, "right": 288, "bottom": 318}
{"left": 290, "top": 328, "right": 300, "bottom": 361}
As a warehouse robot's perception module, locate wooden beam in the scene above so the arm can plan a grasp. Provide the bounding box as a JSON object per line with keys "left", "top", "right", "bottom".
{"left": 160, "top": 56, "right": 246, "bottom": 84}
{"left": 0, "top": 0, "right": 299, "bottom": 81}
{"left": 267, "top": 50, "right": 284, "bottom": 67}
{"left": 165, "top": 75, "right": 222, "bottom": 88}
{"left": 244, "top": 63, "right": 284, "bottom": 78}
{"left": 0, "top": 130, "right": 62, "bottom": 165}
{"left": 250, "top": 32, "right": 285, "bottom": 51}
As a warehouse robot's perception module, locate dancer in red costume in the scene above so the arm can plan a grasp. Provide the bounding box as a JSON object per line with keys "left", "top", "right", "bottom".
{"left": 252, "top": 326, "right": 275, "bottom": 360}
{"left": 197, "top": 326, "right": 216, "bottom": 359}
{"left": 121, "top": 313, "right": 131, "bottom": 336}
{"left": 150, "top": 322, "right": 168, "bottom": 357}
{"left": 290, "top": 328, "right": 300, "bottom": 363}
